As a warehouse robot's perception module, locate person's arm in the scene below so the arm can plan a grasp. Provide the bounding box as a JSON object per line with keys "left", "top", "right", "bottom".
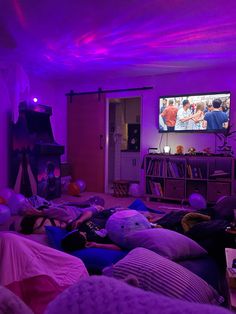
{"left": 223, "top": 121, "right": 229, "bottom": 129}
{"left": 179, "top": 115, "right": 194, "bottom": 122}
{"left": 161, "top": 109, "right": 166, "bottom": 117}
{"left": 85, "top": 241, "right": 121, "bottom": 250}
{"left": 76, "top": 210, "right": 94, "bottom": 227}
{"left": 192, "top": 112, "right": 204, "bottom": 123}
{"left": 202, "top": 120, "right": 207, "bottom": 129}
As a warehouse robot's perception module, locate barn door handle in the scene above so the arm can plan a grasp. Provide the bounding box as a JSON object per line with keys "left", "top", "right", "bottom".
{"left": 99, "top": 134, "right": 103, "bottom": 150}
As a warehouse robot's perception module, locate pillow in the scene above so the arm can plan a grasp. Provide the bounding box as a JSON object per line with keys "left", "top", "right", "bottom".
{"left": 45, "top": 226, "right": 68, "bottom": 250}
{"left": 45, "top": 276, "right": 230, "bottom": 314}
{"left": 45, "top": 226, "right": 128, "bottom": 273}
{"left": 213, "top": 195, "right": 236, "bottom": 221}
{"left": 123, "top": 228, "right": 207, "bottom": 261}
{"left": 110, "top": 247, "right": 223, "bottom": 305}
{"left": 106, "top": 210, "right": 151, "bottom": 247}
{"left": 73, "top": 248, "right": 128, "bottom": 273}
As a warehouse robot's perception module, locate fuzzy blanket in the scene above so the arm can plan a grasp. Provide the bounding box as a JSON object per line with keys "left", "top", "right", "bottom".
{"left": 45, "top": 276, "right": 231, "bottom": 314}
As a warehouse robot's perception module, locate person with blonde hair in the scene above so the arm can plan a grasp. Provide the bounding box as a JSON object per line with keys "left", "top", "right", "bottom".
{"left": 191, "top": 103, "right": 205, "bottom": 130}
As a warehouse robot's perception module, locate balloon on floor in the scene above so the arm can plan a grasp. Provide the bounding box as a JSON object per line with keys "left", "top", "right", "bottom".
{"left": 0, "top": 188, "right": 15, "bottom": 203}
{"left": 7, "top": 193, "right": 26, "bottom": 215}
{"left": 189, "top": 193, "right": 206, "bottom": 210}
{"left": 75, "top": 179, "right": 86, "bottom": 193}
{"left": 68, "top": 182, "right": 80, "bottom": 196}
{"left": 0, "top": 196, "right": 6, "bottom": 204}
{"left": 0, "top": 205, "right": 11, "bottom": 224}
{"left": 129, "top": 183, "right": 142, "bottom": 197}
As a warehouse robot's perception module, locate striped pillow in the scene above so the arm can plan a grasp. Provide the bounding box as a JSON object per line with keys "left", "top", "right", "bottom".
{"left": 111, "top": 247, "right": 223, "bottom": 305}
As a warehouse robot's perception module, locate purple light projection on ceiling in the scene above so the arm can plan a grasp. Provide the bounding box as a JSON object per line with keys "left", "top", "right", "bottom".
{"left": 1, "top": 0, "right": 236, "bottom": 80}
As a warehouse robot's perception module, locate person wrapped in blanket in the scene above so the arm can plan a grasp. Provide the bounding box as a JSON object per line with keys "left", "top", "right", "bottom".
{"left": 18, "top": 195, "right": 102, "bottom": 232}
{"left": 18, "top": 195, "right": 160, "bottom": 252}
{"left": 18, "top": 195, "right": 121, "bottom": 251}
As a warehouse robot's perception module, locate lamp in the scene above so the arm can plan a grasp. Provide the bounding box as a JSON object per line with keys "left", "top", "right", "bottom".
{"left": 163, "top": 146, "right": 171, "bottom": 154}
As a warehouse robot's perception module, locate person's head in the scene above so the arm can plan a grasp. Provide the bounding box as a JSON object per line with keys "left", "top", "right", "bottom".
{"left": 212, "top": 98, "right": 222, "bottom": 109}
{"left": 163, "top": 98, "right": 167, "bottom": 105}
{"left": 182, "top": 99, "right": 190, "bottom": 109}
{"left": 196, "top": 103, "right": 204, "bottom": 112}
{"left": 168, "top": 99, "right": 174, "bottom": 106}
{"left": 61, "top": 230, "right": 87, "bottom": 252}
{"left": 207, "top": 103, "right": 213, "bottom": 111}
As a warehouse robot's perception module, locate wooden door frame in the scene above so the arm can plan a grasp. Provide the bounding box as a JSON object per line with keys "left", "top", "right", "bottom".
{"left": 105, "top": 95, "right": 142, "bottom": 193}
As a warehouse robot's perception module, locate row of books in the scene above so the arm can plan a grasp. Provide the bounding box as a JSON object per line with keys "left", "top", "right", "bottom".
{"left": 147, "top": 159, "right": 230, "bottom": 180}
{"left": 166, "top": 160, "right": 185, "bottom": 178}
{"left": 146, "top": 159, "right": 185, "bottom": 178}
{"left": 146, "top": 159, "right": 164, "bottom": 176}
{"left": 146, "top": 180, "right": 163, "bottom": 196}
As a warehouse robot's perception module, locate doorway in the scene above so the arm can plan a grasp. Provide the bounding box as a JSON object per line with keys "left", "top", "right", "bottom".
{"left": 107, "top": 97, "right": 141, "bottom": 192}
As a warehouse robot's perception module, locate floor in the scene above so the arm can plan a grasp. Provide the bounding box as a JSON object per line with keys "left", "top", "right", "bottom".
{"left": 59, "top": 191, "right": 191, "bottom": 219}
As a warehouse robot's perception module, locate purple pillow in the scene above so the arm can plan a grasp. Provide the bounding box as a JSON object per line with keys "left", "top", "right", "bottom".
{"left": 109, "top": 248, "right": 223, "bottom": 305}
{"left": 124, "top": 228, "right": 207, "bottom": 261}
{"left": 45, "top": 275, "right": 229, "bottom": 314}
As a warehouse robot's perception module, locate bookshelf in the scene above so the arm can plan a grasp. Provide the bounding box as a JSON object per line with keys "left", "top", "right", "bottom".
{"left": 144, "top": 154, "right": 235, "bottom": 203}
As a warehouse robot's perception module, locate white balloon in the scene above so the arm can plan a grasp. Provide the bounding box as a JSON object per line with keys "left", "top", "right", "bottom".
{"left": 129, "top": 183, "right": 142, "bottom": 197}
{"left": 189, "top": 193, "right": 206, "bottom": 210}
{"left": 7, "top": 193, "right": 26, "bottom": 216}
{"left": 75, "top": 179, "right": 86, "bottom": 193}
{"left": 0, "top": 205, "right": 11, "bottom": 224}
{"left": 0, "top": 188, "right": 15, "bottom": 202}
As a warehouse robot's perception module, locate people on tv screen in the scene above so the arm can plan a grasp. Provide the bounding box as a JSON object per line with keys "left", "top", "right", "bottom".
{"left": 159, "top": 95, "right": 229, "bottom": 131}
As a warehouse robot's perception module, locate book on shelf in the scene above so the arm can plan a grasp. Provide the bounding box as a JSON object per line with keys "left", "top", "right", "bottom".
{"left": 198, "top": 167, "right": 203, "bottom": 179}
{"left": 151, "top": 181, "right": 163, "bottom": 197}
{"left": 187, "top": 164, "right": 192, "bottom": 178}
{"left": 146, "top": 159, "right": 165, "bottom": 177}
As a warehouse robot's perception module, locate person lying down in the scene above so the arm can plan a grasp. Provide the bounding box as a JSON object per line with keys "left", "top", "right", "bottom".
{"left": 17, "top": 195, "right": 106, "bottom": 234}
{"left": 61, "top": 208, "right": 154, "bottom": 252}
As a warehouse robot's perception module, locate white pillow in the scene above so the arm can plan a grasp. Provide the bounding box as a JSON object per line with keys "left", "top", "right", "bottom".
{"left": 110, "top": 247, "right": 223, "bottom": 305}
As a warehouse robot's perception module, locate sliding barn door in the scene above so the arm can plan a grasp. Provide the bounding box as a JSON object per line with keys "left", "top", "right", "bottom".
{"left": 67, "top": 94, "right": 106, "bottom": 192}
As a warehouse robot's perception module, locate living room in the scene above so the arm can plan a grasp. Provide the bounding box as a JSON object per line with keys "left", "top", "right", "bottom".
{"left": 0, "top": 0, "right": 236, "bottom": 313}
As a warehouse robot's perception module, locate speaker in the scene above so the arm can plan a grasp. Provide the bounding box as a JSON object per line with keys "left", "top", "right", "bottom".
{"left": 128, "top": 124, "right": 140, "bottom": 151}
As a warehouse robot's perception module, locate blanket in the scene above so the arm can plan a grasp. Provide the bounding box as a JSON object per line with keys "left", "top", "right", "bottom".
{"left": 0, "top": 232, "right": 88, "bottom": 314}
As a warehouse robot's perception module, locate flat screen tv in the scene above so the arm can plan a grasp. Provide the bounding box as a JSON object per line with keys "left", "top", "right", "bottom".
{"left": 159, "top": 92, "right": 230, "bottom": 133}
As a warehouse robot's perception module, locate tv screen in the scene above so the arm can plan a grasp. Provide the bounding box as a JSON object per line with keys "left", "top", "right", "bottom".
{"left": 159, "top": 92, "right": 230, "bottom": 133}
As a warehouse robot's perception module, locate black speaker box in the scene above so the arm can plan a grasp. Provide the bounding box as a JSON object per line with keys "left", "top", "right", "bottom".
{"left": 128, "top": 124, "right": 140, "bottom": 151}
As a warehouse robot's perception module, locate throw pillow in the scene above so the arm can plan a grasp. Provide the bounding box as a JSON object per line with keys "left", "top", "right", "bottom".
{"left": 45, "top": 226, "right": 68, "bottom": 250}
{"left": 45, "top": 226, "right": 128, "bottom": 273}
{"left": 123, "top": 228, "right": 207, "bottom": 260}
{"left": 110, "top": 247, "right": 223, "bottom": 305}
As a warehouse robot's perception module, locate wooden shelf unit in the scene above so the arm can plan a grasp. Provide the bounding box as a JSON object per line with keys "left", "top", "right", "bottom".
{"left": 225, "top": 248, "right": 236, "bottom": 312}
{"left": 144, "top": 154, "right": 234, "bottom": 203}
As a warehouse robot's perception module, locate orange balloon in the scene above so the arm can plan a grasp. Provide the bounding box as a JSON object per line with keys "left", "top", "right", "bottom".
{"left": 67, "top": 182, "right": 80, "bottom": 196}
{"left": 0, "top": 196, "right": 6, "bottom": 204}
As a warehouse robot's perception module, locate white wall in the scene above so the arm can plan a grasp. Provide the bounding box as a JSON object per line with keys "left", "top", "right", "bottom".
{"left": 53, "top": 65, "right": 236, "bottom": 192}
{"left": 1, "top": 65, "right": 235, "bottom": 191}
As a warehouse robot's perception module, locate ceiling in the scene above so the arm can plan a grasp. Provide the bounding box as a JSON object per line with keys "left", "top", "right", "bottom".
{"left": 0, "top": 0, "right": 236, "bottom": 82}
